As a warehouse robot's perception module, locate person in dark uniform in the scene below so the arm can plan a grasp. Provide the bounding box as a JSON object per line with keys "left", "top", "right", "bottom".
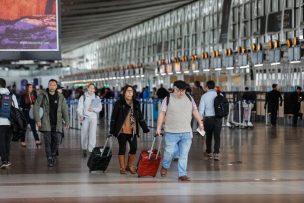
{"left": 290, "top": 86, "right": 304, "bottom": 126}
{"left": 156, "top": 84, "right": 169, "bottom": 100}
{"left": 264, "top": 84, "right": 283, "bottom": 126}
{"left": 242, "top": 87, "right": 256, "bottom": 102}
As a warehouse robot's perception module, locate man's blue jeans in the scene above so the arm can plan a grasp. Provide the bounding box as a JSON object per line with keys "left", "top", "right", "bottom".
{"left": 162, "top": 132, "right": 192, "bottom": 177}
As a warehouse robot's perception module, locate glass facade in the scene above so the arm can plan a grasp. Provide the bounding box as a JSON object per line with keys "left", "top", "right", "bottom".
{"left": 62, "top": 0, "right": 304, "bottom": 91}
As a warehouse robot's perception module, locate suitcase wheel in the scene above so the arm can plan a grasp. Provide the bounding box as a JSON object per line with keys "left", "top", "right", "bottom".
{"left": 138, "top": 175, "right": 141, "bottom": 178}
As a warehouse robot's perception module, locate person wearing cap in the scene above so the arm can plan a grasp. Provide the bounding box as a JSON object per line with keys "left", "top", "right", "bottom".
{"left": 290, "top": 86, "right": 304, "bottom": 126}
{"left": 264, "top": 84, "right": 283, "bottom": 126}
{"left": 156, "top": 80, "right": 204, "bottom": 182}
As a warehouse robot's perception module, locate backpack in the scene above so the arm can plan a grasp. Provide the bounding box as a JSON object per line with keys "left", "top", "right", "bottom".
{"left": 166, "top": 93, "right": 192, "bottom": 106}
{"left": 10, "top": 106, "right": 28, "bottom": 133}
{"left": 214, "top": 92, "right": 229, "bottom": 118}
{"left": 0, "top": 94, "right": 13, "bottom": 119}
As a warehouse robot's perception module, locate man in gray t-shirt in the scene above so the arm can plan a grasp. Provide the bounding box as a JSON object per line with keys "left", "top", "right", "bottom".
{"left": 156, "top": 80, "right": 204, "bottom": 182}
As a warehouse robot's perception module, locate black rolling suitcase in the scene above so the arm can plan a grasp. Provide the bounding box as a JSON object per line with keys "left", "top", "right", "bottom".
{"left": 87, "top": 135, "right": 112, "bottom": 172}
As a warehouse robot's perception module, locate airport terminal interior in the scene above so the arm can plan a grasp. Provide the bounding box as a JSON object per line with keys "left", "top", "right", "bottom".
{"left": 0, "top": 0, "right": 304, "bottom": 202}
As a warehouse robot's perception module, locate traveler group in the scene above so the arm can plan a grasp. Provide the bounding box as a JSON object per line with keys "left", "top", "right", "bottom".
{"left": 0, "top": 77, "right": 303, "bottom": 183}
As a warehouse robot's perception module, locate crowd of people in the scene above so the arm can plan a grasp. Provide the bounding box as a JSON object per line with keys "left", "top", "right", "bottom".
{"left": 0, "top": 77, "right": 303, "bottom": 182}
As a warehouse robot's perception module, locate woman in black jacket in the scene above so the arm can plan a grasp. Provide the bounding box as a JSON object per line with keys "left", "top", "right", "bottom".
{"left": 110, "top": 85, "right": 149, "bottom": 174}
{"left": 19, "top": 84, "right": 41, "bottom": 147}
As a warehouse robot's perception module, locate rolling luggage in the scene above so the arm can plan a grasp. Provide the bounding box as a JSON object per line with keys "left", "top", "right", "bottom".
{"left": 87, "top": 135, "right": 112, "bottom": 172}
{"left": 137, "top": 136, "right": 162, "bottom": 177}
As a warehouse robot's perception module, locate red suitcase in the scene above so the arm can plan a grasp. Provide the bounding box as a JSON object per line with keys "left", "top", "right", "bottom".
{"left": 137, "top": 136, "right": 162, "bottom": 177}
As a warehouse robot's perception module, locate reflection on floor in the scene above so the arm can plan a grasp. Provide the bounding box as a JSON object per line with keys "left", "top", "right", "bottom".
{"left": 0, "top": 121, "right": 304, "bottom": 203}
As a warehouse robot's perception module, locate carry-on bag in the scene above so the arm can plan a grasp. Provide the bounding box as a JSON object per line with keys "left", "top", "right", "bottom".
{"left": 87, "top": 135, "right": 112, "bottom": 172}
{"left": 137, "top": 135, "right": 162, "bottom": 177}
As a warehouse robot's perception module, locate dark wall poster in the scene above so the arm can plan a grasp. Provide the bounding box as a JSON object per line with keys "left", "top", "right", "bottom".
{"left": 267, "top": 11, "right": 282, "bottom": 33}
{"left": 0, "top": 0, "right": 59, "bottom": 51}
{"left": 259, "top": 16, "right": 266, "bottom": 35}
{"left": 283, "top": 9, "right": 292, "bottom": 29}
{"left": 219, "top": 0, "right": 232, "bottom": 44}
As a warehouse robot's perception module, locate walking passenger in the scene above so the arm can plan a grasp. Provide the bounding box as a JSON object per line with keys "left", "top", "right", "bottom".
{"left": 291, "top": 86, "right": 304, "bottom": 126}
{"left": 264, "top": 84, "right": 283, "bottom": 126}
{"left": 77, "top": 83, "right": 102, "bottom": 157}
{"left": 110, "top": 85, "right": 149, "bottom": 174}
{"left": 156, "top": 80, "right": 204, "bottom": 181}
{"left": 156, "top": 84, "right": 169, "bottom": 100}
{"left": 34, "top": 79, "right": 69, "bottom": 167}
{"left": 19, "top": 84, "right": 42, "bottom": 147}
{"left": 199, "top": 80, "right": 223, "bottom": 161}
{"left": 0, "top": 78, "right": 19, "bottom": 169}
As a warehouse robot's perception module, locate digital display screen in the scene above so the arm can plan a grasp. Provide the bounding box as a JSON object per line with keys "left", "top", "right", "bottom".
{"left": 0, "top": 0, "right": 59, "bottom": 51}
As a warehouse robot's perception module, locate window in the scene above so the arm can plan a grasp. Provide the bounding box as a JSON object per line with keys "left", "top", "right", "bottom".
{"left": 271, "top": 0, "right": 278, "bottom": 12}
{"left": 177, "top": 38, "right": 182, "bottom": 49}
{"left": 233, "top": 7, "right": 238, "bottom": 22}
{"left": 192, "top": 34, "right": 197, "bottom": 47}
{"left": 170, "top": 39, "right": 175, "bottom": 51}
{"left": 285, "top": 0, "right": 292, "bottom": 8}
{"left": 184, "top": 36, "right": 190, "bottom": 49}
{"left": 257, "top": 0, "right": 263, "bottom": 16}
{"left": 244, "top": 3, "right": 250, "bottom": 19}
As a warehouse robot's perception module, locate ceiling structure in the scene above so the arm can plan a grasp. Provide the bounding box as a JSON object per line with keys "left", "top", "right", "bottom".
{"left": 61, "top": 0, "right": 196, "bottom": 53}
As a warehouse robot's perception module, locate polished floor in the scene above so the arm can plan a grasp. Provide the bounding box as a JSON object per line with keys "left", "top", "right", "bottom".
{"left": 0, "top": 118, "right": 304, "bottom": 202}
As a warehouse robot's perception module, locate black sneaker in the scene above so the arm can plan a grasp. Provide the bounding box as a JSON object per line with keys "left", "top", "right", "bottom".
{"left": 52, "top": 156, "right": 57, "bottom": 165}
{"left": 0, "top": 161, "right": 9, "bottom": 169}
{"left": 47, "top": 157, "right": 54, "bottom": 167}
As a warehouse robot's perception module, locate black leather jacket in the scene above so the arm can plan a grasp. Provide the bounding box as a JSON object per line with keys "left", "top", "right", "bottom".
{"left": 110, "top": 98, "right": 149, "bottom": 137}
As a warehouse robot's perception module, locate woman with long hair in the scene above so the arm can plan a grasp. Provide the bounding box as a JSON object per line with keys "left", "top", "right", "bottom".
{"left": 19, "top": 83, "right": 41, "bottom": 147}
{"left": 110, "top": 85, "right": 150, "bottom": 174}
{"left": 77, "top": 83, "right": 102, "bottom": 157}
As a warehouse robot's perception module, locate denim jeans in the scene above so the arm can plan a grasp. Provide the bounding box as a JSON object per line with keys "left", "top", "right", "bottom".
{"left": 162, "top": 132, "right": 192, "bottom": 177}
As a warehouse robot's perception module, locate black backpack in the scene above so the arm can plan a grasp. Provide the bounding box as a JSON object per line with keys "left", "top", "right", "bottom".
{"left": 214, "top": 92, "right": 229, "bottom": 118}
{"left": 0, "top": 94, "right": 13, "bottom": 119}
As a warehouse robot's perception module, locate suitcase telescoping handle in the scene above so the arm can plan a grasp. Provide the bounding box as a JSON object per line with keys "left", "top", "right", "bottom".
{"left": 101, "top": 135, "right": 113, "bottom": 157}
{"left": 148, "top": 134, "right": 162, "bottom": 160}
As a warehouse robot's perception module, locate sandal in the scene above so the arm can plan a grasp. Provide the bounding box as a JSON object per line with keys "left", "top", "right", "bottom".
{"left": 120, "top": 168, "right": 126, "bottom": 174}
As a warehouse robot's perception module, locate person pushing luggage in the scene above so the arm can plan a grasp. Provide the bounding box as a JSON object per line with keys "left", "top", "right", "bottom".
{"left": 110, "top": 85, "right": 150, "bottom": 174}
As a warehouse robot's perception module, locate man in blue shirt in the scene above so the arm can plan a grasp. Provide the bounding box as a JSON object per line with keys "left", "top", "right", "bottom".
{"left": 199, "top": 80, "right": 222, "bottom": 161}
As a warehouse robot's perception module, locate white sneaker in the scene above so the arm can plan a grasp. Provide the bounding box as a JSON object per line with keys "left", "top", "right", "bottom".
{"left": 213, "top": 153, "right": 220, "bottom": 161}
{"left": 247, "top": 122, "right": 253, "bottom": 127}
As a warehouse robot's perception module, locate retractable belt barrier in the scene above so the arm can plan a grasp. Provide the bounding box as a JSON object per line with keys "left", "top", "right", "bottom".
{"left": 66, "top": 98, "right": 162, "bottom": 130}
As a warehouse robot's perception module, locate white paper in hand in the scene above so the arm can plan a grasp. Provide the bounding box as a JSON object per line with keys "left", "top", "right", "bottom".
{"left": 196, "top": 127, "right": 206, "bottom": 137}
